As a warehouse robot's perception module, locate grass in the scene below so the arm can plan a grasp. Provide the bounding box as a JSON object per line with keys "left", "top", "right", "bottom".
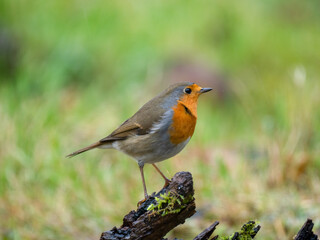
{"left": 1, "top": 0, "right": 320, "bottom": 239}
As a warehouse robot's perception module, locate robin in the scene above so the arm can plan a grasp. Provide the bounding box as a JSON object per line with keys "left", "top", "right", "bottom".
{"left": 67, "top": 82, "right": 212, "bottom": 202}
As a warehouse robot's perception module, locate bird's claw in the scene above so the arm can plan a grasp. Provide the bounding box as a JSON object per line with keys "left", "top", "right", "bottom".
{"left": 163, "top": 179, "right": 172, "bottom": 188}
{"left": 137, "top": 195, "right": 150, "bottom": 207}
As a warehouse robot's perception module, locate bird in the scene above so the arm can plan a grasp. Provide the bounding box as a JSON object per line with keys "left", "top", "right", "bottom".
{"left": 67, "top": 82, "right": 212, "bottom": 203}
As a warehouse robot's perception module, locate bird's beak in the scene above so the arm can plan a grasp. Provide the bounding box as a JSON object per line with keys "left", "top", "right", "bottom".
{"left": 199, "top": 88, "right": 212, "bottom": 94}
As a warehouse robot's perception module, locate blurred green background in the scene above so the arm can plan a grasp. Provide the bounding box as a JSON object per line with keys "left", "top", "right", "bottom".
{"left": 1, "top": 0, "right": 320, "bottom": 239}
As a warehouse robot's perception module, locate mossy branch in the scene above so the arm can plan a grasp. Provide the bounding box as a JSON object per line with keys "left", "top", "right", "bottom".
{"left": 99, "top": 171, "right": 317, "bottom": 240}
{"left": 100, "top": 172, "right": 196, "bottom": 240}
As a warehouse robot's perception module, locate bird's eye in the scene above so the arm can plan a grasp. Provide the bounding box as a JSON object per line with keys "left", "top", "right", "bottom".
{"left": 184, "top": 88, "right": 192, "bottom": 94}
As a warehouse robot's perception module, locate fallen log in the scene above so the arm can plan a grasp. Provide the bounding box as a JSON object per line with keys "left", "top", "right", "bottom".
{"left": 100, "top": 171, "right": 262, "bottom": 240}
{"left": 100, "top": 171, "right": 317, "bottom": 240}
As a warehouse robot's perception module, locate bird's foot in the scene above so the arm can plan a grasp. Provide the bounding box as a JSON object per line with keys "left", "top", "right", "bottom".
{"left": 163, "top": 179, "right": 172, "bottom": 188}
{"left": 137, "top": 195, "right": 150, "bottom": 207}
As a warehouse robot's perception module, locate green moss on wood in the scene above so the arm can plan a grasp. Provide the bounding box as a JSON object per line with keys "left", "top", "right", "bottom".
{"left": 147, "top": 192, "right": 193, "bottom": 216}
{"left": 218, "top": 221, "right": 260, "bottom": 240}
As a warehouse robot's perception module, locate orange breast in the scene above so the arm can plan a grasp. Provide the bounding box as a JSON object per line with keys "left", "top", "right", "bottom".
{"left": 169, "top": 101, "right": 197, "bottom": 145}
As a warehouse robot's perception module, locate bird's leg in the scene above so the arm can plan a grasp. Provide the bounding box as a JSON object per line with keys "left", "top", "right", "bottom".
{"left": 138, "top": 163, "right": 149, "bottom": 206}
{"left": 152, "top": 163, "right": 171, "bottom": 188}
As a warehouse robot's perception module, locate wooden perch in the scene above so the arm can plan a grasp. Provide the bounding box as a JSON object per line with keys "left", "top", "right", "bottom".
{"left": 100, "top": 171, "right": 262, "bottom": 240}
{"left": 100, "top": 171, "right": 196, "bottom": 240}
{"left": 100, "top": 171, "right": 317, "bottom": 240}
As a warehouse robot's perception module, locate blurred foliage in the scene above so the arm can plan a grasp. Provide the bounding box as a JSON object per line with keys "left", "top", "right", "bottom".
{"left": 1, "top": 0, "right": 320, "bottom": 239}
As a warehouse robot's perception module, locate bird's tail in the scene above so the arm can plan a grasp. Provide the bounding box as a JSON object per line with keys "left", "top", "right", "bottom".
{"left": 66, "top": 141, "right": 103, "bottom": 158}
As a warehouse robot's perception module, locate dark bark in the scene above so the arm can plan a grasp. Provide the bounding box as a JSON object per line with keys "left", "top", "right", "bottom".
{"left": 294, "top": 219, "right": 319, "bottom": 240}
{"left": 100, "top": 172, "right": 196, "bottom": 240}
{"left": 99, "top": 171, "right": 316, "bottom": 240}
{"left": 193, "top": 221, "right": 219, "bottom": 240}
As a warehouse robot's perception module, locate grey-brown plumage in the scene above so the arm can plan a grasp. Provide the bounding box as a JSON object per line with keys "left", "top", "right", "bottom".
{"left": 66, "top": 82, "right": 192, "bottom": 158}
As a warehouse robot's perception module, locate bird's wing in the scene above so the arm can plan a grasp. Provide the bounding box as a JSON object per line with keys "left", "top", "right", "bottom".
{"left": 100, "top": 98, "right": 168, "bottom": 143}
{"left": 99, "top": 121, "right": 143, "bottom": 142}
